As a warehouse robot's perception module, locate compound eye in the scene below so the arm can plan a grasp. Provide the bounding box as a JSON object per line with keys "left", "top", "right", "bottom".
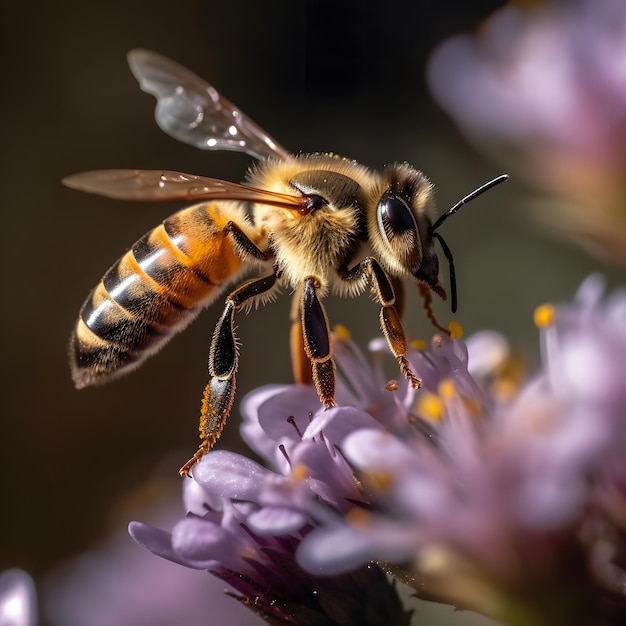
{"left": 377, "top": 194, "right": 418, "bottom": 242}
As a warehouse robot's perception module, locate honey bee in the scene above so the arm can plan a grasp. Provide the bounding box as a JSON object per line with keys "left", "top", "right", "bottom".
{"left": 65, "top": 49, "right": 507, "bottom": 476}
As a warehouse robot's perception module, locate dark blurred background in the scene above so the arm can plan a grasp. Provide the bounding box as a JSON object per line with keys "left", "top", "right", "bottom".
{"left": 1, "top": 0, "right": 619, "bottom": 597}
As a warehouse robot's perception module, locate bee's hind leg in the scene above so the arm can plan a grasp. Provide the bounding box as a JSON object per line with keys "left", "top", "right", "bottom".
{"left": 179, "top": 272, "right": 278, "bottom": 476}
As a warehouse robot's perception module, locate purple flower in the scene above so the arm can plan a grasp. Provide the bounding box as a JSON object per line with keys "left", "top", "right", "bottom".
{"left": 130, "top": 446, "right": 410, "bottom": 624}
{"left": 130, "top": 505, "right": 410, "bottom": 625}
{"left": 427, "top": 0, "right": 626, "bottom": 265}
{"left": 129, "top": 330, "right": 415, "bottom": 624}
{"left": 131, "top": 276, "right": 626, "bottom": 624}
{"left": 298, "top": 276, "right": 626, "bottom": 623}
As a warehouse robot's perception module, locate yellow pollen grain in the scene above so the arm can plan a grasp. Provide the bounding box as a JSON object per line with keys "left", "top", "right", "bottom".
{"left": 492, "top": 378, "right": 519, "bottom": 401}
{"left": 416, "top": 392, "right": 445, "bottom": 422}
{"left": 291, "top": 463, "right": 309, "bottom": 482}
{"left": 333, "top": 324, "right": 351, "bottom": 341}
{"left": 438, "top": 379, "right": 457, "bottom": 401}
{"left": 461, "top": 395, "right": 482, "bottom": 418}
{"left": 241, "top": 545, "right": 259, "bottom": 561}
{"left": 346, "top": 506, "right": 372, "bottom": 528}
{"left": 418, "top": 545, "right": 453, "bottom": 575}
{"left": 448, "top": 320, "right": 463, "bottom": 339}
{"left": 534, "top": 303, "right": 556, "bottom": 328}
{"left": 364, "top": 470, "right": 395, "bottom": 492}
{"left": 410, "top": 338, "right": 427, "bottom": 351}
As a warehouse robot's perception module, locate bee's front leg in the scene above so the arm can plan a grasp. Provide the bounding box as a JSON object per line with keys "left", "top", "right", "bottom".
{"left": 342, "top": 258, "right": 421, "bottom": 389}
{"left": 179, "top": 273, "right": 278, "bottom": 476}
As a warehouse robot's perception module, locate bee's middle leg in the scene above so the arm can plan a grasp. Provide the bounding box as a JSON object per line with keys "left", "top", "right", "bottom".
{"left": 300, "top": 277, "right": 336, "bottom": 409}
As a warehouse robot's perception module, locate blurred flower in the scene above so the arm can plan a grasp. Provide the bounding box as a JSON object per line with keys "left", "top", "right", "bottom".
{"left": 131, "top": 276, "right": 626, "bottom": 625}
{"left": 427, "top": 0, "right": 626, "bottom": 265}
{"left": 0, "top": 569, "right": 37, "bottom": 626}
{"left": 43, "top": 495, "right": 262, "bottom": 626}
{"left": 299, "top": 276, "right": 626, "bottom": 624}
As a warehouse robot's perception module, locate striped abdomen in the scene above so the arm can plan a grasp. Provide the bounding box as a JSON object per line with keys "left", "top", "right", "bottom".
{"left": 70, "top": 202, "right": 246, "bottom": 388}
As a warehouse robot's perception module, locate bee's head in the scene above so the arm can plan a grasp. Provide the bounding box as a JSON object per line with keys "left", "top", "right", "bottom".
{"left": 372, "top": 163, "right": 442, "bottom": 294}
{"left": 374, "top": 165, "right": 509, "bottom": 313}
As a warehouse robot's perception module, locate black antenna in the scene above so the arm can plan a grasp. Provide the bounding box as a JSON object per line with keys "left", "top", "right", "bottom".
{"left": 432, "top": 231, "right": 458, "bottom": 313}
{"left": 430, "top": 174, "right": 509, "bottom": 314}
{"left": 432, "top": 174, "right": 509, "bottom": 232}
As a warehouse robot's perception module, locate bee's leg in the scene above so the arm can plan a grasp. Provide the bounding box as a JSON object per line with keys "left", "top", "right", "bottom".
{"left": 290, "top": 286, "right": 312, "bottom": 385}
{"left": 224, "top": 221, "right": 270, "bottom": 261}
{"left": 342, "top": 258, "right": 421, "bottom": 389}
{"left": 179, "top": 273, "right": 278, "bottom": 476}
{"left": 300, "top": 277, "right": 336, "bottom": 408}
{"left": 391, "top": 275, "right": 406, "bottom": 320}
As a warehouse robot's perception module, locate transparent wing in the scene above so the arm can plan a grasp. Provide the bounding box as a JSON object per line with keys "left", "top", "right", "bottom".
{"left": 63, "top": 169, "right": 307, "bottom": 211}
{"left": 128, "top": 49, "right": 291, "bottom": 161}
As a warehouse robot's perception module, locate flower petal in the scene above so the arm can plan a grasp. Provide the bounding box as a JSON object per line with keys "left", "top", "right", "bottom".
{"left": 297, "top": 521, "right": 420, "bottom": 575}
{"left": 191, "top": 450, "right": 268, "bottom": 501}
{"left": 128, "top": 522, "right": 191, "bottom": 567}
{"left": 342, "top": 429, "right": 417, "bottom": 471}
{"left": 247, "top": 507, "right": 307, "bottom": 535}
{"left": 170, "top": 517, "right": 254, "bottom": 571}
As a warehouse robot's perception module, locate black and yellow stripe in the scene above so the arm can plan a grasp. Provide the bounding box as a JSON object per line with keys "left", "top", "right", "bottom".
{"left": 70, "top": 202, "right": 244, "bottom": 388}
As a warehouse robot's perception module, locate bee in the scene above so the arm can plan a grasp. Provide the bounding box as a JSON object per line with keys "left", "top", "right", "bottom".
{"left": 65, "top": 49, "right": 507, "bottom": 476}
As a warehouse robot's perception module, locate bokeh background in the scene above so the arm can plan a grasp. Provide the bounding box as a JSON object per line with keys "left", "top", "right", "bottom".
{"left": 1, "top": 0, "right": 623, "bottom": 623}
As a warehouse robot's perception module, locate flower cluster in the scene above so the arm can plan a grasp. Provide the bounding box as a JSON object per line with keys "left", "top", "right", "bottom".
{"left": 131, "top": 275, "right": 626, "bottom": 625}
{"left": 427, "top": 0, "right": 626, "bottom": 265}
